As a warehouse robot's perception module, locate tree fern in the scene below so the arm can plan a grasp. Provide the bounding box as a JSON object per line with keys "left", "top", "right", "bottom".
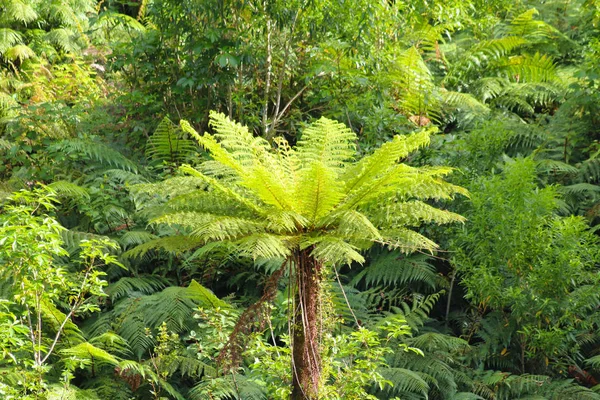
{"left": 133, "top": 111, "right": 465, "bottom": 399}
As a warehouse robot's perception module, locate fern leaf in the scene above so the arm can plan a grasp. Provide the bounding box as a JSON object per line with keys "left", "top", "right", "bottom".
{"left": 47, "top": 180, "right": 90, "bottom": 200}
{"left": 379, "top": 368, "right": 429, "bottom": 397}
{"left": 147, "top": 117, "right": 196, "bottom": 164}
{"left": 296, "top": 117, "right": 356, "bottom": 172}
{"left": 106, "top": 276, "right": 169, "bottom": 301}
{"left": 51, "top": 139, "right": 138, "bottom": 172}
{"left": 60, "top": 342, "right": 120, "bottom": 366}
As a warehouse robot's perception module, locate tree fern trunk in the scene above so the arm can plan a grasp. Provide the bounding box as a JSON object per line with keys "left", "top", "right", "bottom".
{"left": 291, "top": 249, "right": 322, "bottom": 400}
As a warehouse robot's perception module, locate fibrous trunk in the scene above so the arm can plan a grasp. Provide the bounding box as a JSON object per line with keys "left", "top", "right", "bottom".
{"left": 291, "top": 249, "right": 322, "bottom": 400}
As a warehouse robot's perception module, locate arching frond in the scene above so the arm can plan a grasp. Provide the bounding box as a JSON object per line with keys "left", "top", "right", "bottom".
{"left": 47, "top": 180, "right": 90, "bottom": 200}
{"left": 51, "top": 139, "right": 138, "bottom": 172}
{"left": 355, "top": 253, "right": 441, "bottom": 288}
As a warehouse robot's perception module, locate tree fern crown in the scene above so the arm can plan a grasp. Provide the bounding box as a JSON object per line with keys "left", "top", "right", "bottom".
{"left": 151, "top": 111, "right": 466, "bottom": 267}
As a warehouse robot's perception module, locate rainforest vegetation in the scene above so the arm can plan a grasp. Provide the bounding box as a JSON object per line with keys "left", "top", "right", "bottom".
{"left": 3, "top": 0, "right": 600, "bottom": 399}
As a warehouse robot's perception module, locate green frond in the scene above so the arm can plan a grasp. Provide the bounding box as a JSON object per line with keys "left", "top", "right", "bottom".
{"left": 393, "top": 46, "right": 437, "bottom": 117}
{"left": 164, "top": 354, "right": 216, "bottom": 378}
{"left": 242, "top": 162, "right": 295, "bottom": 210}
{"left": 391, "top": 292, "right": 442, "bottom": 330}
{"left": 147, "top": 117, "right": 196, "bottom": 164}
{"left": 507, "top": 8, "right": 568, "bottom": 42}
{"left": 0, "top": 28, "right": 23, "bottom": 54}
{"left": 41, "top": 298, "right": 85, "bottom": 344}
{"left": 89, "top": 332, "right": 132, "bottom": 358}
{"left": 187, "top": 279, "right": 231, "bottom": 308}
{"left": 2, "top": 1, "right": 38, "bottom": 24}
{"left": 60, "top": 341, "right": 120, "bottom": 366}
{"left": 60, "top": 230, "right": 114, "bottom": 253}
{"left": 47, "top": 180, "right": 90, "bottom": 200}
{"left": 106, "top": 276, "right": 169, "bottom": 301}
{"left": 3, "top": 44, "right": 34, "bottom": 62}
{"left": 304, "top": 235, "right": 365, "bottom": 265}
{"left": 92, "top": 10, "right": 145, "bottom": 36}
{"left": 99, "top": 282, "right": 223, "bottom": 358}
{"left": 536, "top": 159, "right": 579, "bottom": 175}
{"left": 409, "top": 332, "right": 469, "bottom": 353}
{"left": 378, "top": 368, "right": 429, "bottom": 397}
{"left": 233, "top": 233, "right": 292, "bottom": 260}
{"left": 356, "top": 253, "right": 441, "bottom": 288}
{"left": 163, "top": 190, "right": 256, "bottom": 219}
{"left": 209, "top": 111, "right": 271, "bottom": 163}
{"left": 156, "top": 378, "right": 186, "bottom": 400}
{"left": 131, "top": 176, "right": 206, "bottom": 208}
{"left": 442, "top": 90, "right": 490, "bottom": 114}
{"left": 51, "top": 139, "right": 138, "bottom": 172}
{"left": 46, "top": 385, "right": 100, "bottom": 400}
{"left": 179, "top": 165, "right": 267, "bottom": 215}
{"left": 103, "top": 169, "right": 148, "bottom": 185}
{"left": 0, "top": 91, "right": 18, "bottom": 110}
{"left": 189, "top": 375, "right": 267, "bottom": 400}
{"left": 44, "top": 28, "right": 79, "bottom": 53}
{"left": 500, "top": 53, "right": 556, "bottom": 83}
{"left": 370, "top": 200, "right": 465, "bottom": 229}
{"left": 265, "top": 209, "right": 308, "bottom": 233}
{"left": 472, "top": 77, "right": 508, "bottom": 103}
{"left": 123, "top": 235, "right": 203, "bottom": 259}
{"left": 580, "top": 158, "right": 600, "bottom": 183}
{"left": 295, "top": 160, "right": 344, "bottom": 222}
{"left": 341, "top": 129, "right": 432, "bottom": 197}
{"left": 296, "top": 117, "right": 356, "bottom": 172}
{"left": 445, "top": 36, "right": 527, "bottom": 84}
{"left": 118, "top": 230, "right": 158, "bottom": 248}
{"left": 322, "top": 210, "right": 381, "bottom": 241}
{"left": 451, "top": 393, "right": 485, "bottom": 400}
{"left": 153, "top": 212, "right": 267, "bottom": 242}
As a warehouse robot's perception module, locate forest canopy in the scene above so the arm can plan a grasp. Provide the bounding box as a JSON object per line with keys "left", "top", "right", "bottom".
{"left": 2, "top": 0, "right": 600, "bottom": 399}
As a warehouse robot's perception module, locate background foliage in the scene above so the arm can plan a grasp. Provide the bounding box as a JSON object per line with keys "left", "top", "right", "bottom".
{"left": 3, "top": 0, "right": 600, "bottom": 399}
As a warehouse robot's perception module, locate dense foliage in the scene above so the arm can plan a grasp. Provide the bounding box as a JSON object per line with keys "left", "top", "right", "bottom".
{"left": 3, "top": 0, "right": 600, "bottom": 399}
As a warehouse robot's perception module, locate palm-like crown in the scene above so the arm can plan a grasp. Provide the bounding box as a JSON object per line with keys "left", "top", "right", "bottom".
{"left": 148, "top": 111, "right": 466, "bottom": 266}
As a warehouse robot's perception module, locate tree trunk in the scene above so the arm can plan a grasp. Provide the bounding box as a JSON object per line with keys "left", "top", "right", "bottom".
{"left": 291, "top": 249, "right": 322, "bottom": 400}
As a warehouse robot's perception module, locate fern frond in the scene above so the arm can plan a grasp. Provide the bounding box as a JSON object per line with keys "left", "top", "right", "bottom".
{"left": 89, "top": 331, "right": 133, "bottom": 358}
{"left": 378, "top": 368, "right": 429, "bottom": 397}
{"left": 0, "top": 28, "right": 23, "bottom": 54}
{"left": 47, "top": 180, "right": 90, "bottom": 199}
{"left": 60, "top": 342, "right": 120, "bottom": 366}
{"left": 499, "top": 53, "right": 556, "bottom": 83}
{"left": 147, "top": 117, "right": 196, "bottom": 164}
{"left": 45, "top": 385, "right": 100, "bottom": 400}
{"left": 106, "top": 276, "right": 169, "bottom": 301}
{"left": 123, "top": 236, "right": 203, "bottom": 259}
{"left": 51, "top": 139, "right": 138, "bottom": 172}
{"left": 118, "top": 230, "right": 158, "bottom": 248}
{"left": 3, "top": 44, "right": 34, "bottom": 62}
{"left": 442, "top": 90, "right": 490, "bottom": 114}
{"left": 356, "top": 253, "right": 441, "bottom": 288}
{"left": 295, "top": 160, "right": 344, "bottom": 222}
{"left": 296, "top": 117, "right": 356, "bottom": 172}
{"left": 60, "top": 230, "right": 114, "bottom": 253}
{"left": 44, "top": 28, "right": 79, "bottom": 53}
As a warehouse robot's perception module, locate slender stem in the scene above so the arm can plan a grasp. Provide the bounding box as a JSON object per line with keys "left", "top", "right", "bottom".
{"left": 445, "top": 269, "right": 456, "bottom": 326}
{"left": 262, "top": 14, "right": 273, "bottom": 137}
